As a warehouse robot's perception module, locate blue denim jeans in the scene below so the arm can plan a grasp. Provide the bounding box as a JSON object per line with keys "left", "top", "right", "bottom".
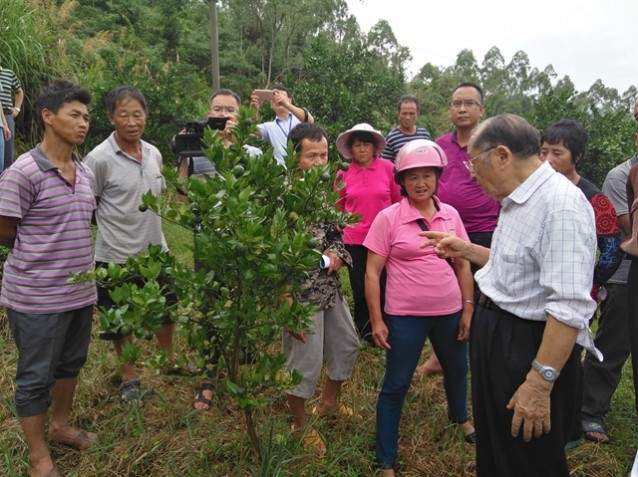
{"left": 376, "top": 312, "right": 469, "bottom": 467}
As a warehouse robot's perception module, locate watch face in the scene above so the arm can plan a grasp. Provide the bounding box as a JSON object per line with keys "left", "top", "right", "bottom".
{"left": 542, "top": 369, "right": 557, "bottom": 381}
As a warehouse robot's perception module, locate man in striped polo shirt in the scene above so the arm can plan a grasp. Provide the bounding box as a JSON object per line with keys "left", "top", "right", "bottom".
{"left": 0, "top": 80, "right": 97, "bottom": 477}
{"left": 0, "top": 62, "right": 24, "bottom": 169}
{"left": 380, "top": 95, "right": 431, "bottom": 162}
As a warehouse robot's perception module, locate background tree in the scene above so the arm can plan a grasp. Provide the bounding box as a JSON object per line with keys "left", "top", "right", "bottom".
{"left": 81, "top": 117, "right": 354, "bottom": 461}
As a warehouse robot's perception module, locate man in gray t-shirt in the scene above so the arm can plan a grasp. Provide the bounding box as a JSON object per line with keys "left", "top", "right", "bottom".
{"left": 580, "top": 110, "right": 638, "bottom": 443}
{"left": 85, "top": 86, "right": 176, "bottom": 404}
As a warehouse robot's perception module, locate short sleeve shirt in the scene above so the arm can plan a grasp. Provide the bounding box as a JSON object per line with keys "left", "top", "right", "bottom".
{"left": 257, "top": 113, "right": 300, "bottom": 165}
{"left": 0, "top": 146, "right": 97, "bottom": 313}
{"left": 436, "top": 131, "right": 500, "bottom": 233}
{"left": 84, "top": 133, "right": 168, "bottom": 263}
{"left": 364, "top": 197, "right": 469, "bottom": 316}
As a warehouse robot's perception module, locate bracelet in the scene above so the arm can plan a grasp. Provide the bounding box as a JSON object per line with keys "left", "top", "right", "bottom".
{"left": 463, "top": 300, "right": 474, "bottom": 306}
{"left": 14, "top": 107, "right": 20, "bottom": 112}
{"left": 302, "top": 107, "right": 309, "bottom": 122}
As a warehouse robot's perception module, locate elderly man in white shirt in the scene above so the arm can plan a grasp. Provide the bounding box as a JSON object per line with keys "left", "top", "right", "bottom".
{"left": 422, "top": 114, "right": 597, "bottom": 477}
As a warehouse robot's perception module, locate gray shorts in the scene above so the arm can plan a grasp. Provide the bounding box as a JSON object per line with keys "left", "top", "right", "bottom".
{"left": 8, "top": 305, "right": 93, "bottom": 417}
{"left": 283, "top": 295, "right": 360, "bottom": 399}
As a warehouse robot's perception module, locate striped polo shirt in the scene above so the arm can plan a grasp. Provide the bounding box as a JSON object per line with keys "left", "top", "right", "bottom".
{"left": 0, "top": 145, "right": 97, "bottom": 313}
{"left": 380, "top": 126, "right": 431, "bottom": 162}
{"left": 0, "top": 67, "right": 21, "bottom": 109}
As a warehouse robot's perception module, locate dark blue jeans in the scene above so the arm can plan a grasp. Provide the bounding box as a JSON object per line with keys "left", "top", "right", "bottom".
{"left": 376, "top": 312, "right": 469, "bottom": 467}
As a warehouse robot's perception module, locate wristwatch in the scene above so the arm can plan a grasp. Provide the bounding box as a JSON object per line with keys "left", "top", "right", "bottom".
{"left": 531, "top": 359, "right": 560, "bottom": 382}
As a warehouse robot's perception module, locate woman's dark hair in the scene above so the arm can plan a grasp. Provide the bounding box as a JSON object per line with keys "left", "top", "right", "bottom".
{"left": 347, "top": 131, "right": 375, "bottom": 149}
{"left": 541, "top": 119, "right": 588, "bottom": 163}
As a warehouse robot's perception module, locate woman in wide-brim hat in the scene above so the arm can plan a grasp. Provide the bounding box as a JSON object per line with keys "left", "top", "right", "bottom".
{"left": 363, "top": 139, "right": 475, "bottom": 476}
{"left": 335, "top": 123, "right": 401, "bottom": 345}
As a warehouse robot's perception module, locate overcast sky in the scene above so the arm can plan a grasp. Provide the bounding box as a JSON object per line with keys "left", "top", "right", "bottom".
{"left": 346, "top": 0, "right": 638, "bottom": 94}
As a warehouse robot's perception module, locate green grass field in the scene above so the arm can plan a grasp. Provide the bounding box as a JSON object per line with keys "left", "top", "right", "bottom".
{"left": 0, "top": 219, "right": 637, "bottom": 476}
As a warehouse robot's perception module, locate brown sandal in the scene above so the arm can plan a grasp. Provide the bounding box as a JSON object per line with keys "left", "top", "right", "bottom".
{"left": 192, "top": 382, "right": 214, "bottom": 410}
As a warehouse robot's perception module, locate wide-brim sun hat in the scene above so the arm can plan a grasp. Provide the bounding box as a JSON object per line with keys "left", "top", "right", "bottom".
{"left": 394, "top": 139, "right": 448, "bottom": 175}
{"left": 336, "top": 123, "right": 386, "bottom": 160}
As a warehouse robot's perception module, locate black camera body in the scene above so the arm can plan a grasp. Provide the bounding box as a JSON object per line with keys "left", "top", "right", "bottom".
{"left": 173, "top": 117, "right": 229, "bottom": 157}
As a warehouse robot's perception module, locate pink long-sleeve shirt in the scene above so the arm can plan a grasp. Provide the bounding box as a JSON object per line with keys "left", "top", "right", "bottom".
{"left": 336, "top": 157, "right": 402, "bottom": 245}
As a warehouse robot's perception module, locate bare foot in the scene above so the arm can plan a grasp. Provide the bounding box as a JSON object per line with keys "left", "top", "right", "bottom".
{"left": 29, "top": 457, "right": 58, "bottom": 477}
{"left": 49, "top": 426, "right": 97, "bottom": 450}
{"left": 381, "top": 468, "right": 396, "bottom": 477}
{"left": 416, "top": 355, "right": 442, "bottom": 375}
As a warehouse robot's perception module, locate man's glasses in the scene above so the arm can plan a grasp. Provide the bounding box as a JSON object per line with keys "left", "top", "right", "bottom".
{"left": 463, "top": 146, "right": 498, "bottom": 172}
{"left": 450, "top": 100, "right": 482, "bottom": 110}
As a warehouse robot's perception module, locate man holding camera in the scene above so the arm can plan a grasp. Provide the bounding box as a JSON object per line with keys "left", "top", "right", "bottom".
{"left": 250, "top": 85, "right": 314, "bottom": 166}
{"left": 177, "top": 88, "right": 260, "bottom": 179}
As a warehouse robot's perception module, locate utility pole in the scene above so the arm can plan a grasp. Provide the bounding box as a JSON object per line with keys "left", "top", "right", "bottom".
{"left": 210, "top": 0, "right": 220, "bottom": 90}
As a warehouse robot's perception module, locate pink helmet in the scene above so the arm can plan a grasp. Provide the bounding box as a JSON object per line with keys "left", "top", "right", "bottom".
{"left": 394, "top": 139, "right": 448, "bottom": 176}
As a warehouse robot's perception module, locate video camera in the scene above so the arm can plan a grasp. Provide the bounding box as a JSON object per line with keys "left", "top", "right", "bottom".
{"left": 173, "top": 117, "right": 229, "bottom": 157}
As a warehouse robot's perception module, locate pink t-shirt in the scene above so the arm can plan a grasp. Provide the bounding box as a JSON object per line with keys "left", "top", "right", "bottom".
{"left": 336, "top": 158, "right": 402, "bottom": 245}
{"left": 364, "top": 197, "right": 469, "bottom": 316}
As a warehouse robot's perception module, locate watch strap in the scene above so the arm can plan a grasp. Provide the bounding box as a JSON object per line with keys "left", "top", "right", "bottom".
{"left": 531, "top": 359, "right": 560, "bottom": 382}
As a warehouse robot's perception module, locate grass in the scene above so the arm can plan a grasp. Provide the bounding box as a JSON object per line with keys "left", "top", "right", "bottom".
{"left": 0, "top": 215, "right": 637, "bottom": 476}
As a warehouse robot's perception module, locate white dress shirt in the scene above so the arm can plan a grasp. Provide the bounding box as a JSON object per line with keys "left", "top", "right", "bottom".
{"left": 475, "top": 161, "right": 600, "bottom": 358}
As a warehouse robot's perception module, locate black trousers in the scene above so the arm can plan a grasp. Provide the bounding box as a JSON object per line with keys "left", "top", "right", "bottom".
{"left": 471, "top": 304, "right": 578, "bottom": 477}
{"left": 345, "top": 244, "right": 386, "bottom": 344}
{"left": 582, "top": 282, "right": 631, "bottom": 421}
{"left": 627, "top": 259, "right": 638, "bottom": 417}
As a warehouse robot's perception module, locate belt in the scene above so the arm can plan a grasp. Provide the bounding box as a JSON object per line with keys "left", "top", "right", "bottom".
{"left": 3, "top": 109, "right": 11, "bottom": 114}
{"left": 478, "top": 293, "right": 505, "bottom": 313}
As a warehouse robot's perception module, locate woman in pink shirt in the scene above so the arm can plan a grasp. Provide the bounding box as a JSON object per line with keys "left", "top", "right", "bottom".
{"left": 363, "top": 139, "right": 475, "bottom": 476}
{"left": 335, "top": 123, "right": 402, "bottom": 345}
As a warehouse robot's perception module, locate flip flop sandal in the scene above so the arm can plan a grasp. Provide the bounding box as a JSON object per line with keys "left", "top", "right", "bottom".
{"left": 311, "top": 404, "right": 360, "bottom": 419}
{"left": 164, "top": 361, "right": 198, "bottom": 376}
{"left": 192, "top": 382, "right": 214, "bottom": 410}
{"left": 582, "top": 420, "right": 610, "bottom": 444}
{"left": 119, "top": 379, "right": 143, "bottom": 404}
{"left": 291, "top": 425, "right": 327, "bottom": 456}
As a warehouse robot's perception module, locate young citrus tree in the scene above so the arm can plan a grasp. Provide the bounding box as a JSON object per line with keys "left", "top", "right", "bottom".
{"left": 84, "top": 109, "right": 354, "bottom": 460}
